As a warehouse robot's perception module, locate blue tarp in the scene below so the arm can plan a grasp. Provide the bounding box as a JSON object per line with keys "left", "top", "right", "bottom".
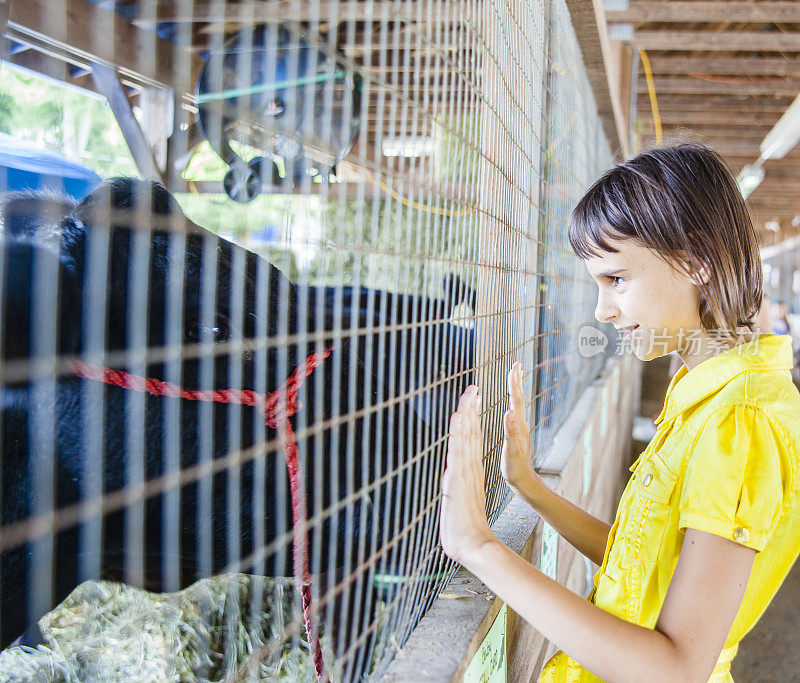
{"left": 0, "top": 131, "right": 101, "bottom": 200}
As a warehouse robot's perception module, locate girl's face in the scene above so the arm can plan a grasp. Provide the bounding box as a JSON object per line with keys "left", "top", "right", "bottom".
{"left": 584, "top": 236, "right": 706, "bottom": 365}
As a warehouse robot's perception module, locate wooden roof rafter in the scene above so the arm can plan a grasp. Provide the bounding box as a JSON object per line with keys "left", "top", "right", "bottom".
{"left": 602, "top": 0, "right": 800, "bottom": 239}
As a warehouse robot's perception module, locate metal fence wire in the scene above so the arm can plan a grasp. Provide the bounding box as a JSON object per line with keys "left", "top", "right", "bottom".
{"left": 0, "top": 0, "right": 612, "bottom": 679}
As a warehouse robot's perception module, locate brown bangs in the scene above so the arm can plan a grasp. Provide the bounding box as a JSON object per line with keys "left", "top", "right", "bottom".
{"left": 568, "top": 171, "right": 635, "bottom": 260}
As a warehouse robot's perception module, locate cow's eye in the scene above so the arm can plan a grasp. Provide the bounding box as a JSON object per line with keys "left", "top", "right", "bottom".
{"left": 185, "top": 315, "right": 230, "bottom": 344}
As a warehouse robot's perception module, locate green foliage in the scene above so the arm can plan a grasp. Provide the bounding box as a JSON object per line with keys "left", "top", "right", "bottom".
{"left": 182, "top": 141, "right": 230, "bottom": 182}
{"left": 434, "top": 113, "right": 480, "bottom": 183}
{"left": 0, "top": 64, "right": 138, "bottom": 178}
{"left": 176, "top": 189, "right": 476, "bottom": 297}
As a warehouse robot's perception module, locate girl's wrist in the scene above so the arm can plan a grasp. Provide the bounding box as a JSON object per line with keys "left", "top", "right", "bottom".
{"left": 459, "top": 533, "right": 504, "bottom": 574}
{"left": 508, "top": 468, "right": 546, "bottom": 504}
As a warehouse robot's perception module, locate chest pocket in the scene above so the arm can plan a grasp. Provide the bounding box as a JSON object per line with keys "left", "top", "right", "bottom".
{"left": 625, "top": 450, "right": 679, "bottom": 564}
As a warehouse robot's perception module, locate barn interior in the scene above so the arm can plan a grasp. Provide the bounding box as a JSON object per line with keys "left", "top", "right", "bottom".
{"left": 0, "top": 1, "right": 799, "bottom": 680}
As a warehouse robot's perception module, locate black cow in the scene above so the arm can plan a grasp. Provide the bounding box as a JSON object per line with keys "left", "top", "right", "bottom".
{"left": 0, "top": 178, "right": 475, "bottom": 673}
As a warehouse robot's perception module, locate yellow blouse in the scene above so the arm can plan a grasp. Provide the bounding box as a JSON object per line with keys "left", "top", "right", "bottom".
{"left": 540, "top": 335, "right": 800, "bottom": 682}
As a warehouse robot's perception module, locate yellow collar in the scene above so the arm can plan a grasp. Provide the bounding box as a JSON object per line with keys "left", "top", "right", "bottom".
{"left": 654, "top": 334, "right": 794, "bottom": 425}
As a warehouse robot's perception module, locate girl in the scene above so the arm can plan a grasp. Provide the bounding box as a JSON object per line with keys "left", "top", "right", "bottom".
{"left": 440, "top": 144, "right": 800, "bottom": 682}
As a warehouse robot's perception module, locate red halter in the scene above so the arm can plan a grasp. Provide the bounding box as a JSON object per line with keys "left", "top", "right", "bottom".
{"left": 68, "top": 346, "right": 332, "bottom": 680}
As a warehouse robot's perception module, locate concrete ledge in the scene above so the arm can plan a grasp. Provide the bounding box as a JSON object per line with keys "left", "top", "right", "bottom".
{"left": 536, "top": 381, "right": 601, "bottom": 475}
{"left": 380, "top": 495, "right": 539, "bottom": 681}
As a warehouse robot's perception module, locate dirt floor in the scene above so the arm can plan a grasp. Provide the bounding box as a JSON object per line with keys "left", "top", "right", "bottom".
{"left": 638, "top": 354, "right": 800, "bottom": 682}
{"left": 732, "top": 557, "right": 800, "bottom": 682}
{"left": 732, "top": 373, "right": 800, "bottom": 682}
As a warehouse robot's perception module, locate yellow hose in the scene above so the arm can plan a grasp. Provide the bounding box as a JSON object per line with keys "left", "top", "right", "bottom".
{"left": 365, "top": 170, "right": 473, "bottom": 217}
{"left": 639, "top": 49, "right": 662, "bottom": 144}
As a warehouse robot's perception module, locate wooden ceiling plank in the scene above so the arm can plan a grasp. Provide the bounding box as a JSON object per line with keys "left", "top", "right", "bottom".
{"left": 635, "top": 131, "right": 772, "bottom": 144}
{"left": 636, "top": 76, "right": 800, "bottom": 96}
{"left": 647, "top": 56, "right": 799, "bottom": 77}
{"left": 607, "top": 2, "right": 800, "bottom": 24}
{"left": 638, "top": 101, "right": 792, "bottom": 114}
{"left": 712, "top": 148, "right": 800, "bottom": 160}
{"left": 640, "top": 94, "right": 793, "bottom": 108}
{"left": 638, "top": 119, "right": 776, "bottom": 129}
{"left": 648, "top": 113, "right": 783, "bottom": 125}
{"left": 628, "top": 31, "right": 800, "bottom": 52}
{"left": 563, "top": 0, "right": 630, "bottom": 157}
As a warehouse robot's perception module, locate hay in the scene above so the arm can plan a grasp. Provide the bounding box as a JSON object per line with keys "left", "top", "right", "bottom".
{"left": 0, "top": 574, "right": 341, "bottom": 682}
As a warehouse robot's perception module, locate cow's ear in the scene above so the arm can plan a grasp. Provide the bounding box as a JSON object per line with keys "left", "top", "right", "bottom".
{"left": 442, "top": 273, "right": 476, "bottom": 314}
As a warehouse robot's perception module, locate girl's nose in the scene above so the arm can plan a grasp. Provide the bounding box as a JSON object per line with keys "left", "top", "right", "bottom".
{"left": 594, "top": 293, "right": 619, "bottom": 324}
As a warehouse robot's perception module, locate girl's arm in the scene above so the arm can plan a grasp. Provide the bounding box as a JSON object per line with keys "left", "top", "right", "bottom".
{"left": 509, "top": 472, "right": 611, "bottom": 566}
{"left": 502, "top": 364, "right": 610, "bottom": 565}
{"left": 442, "top": 388, "right": 755, "bottom": 683}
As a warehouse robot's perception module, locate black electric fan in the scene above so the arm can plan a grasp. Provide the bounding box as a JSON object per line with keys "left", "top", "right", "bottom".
{"left": 197, "top": 24, "right": 361, "bottom": 203}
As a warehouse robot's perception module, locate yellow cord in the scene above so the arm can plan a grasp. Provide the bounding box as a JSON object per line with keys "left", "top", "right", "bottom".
{"left": 365, "top": 170, "right": 473, "bottom": 217}
{"left": 544, "top": 111, "right": 578, "bottom": 161}
{"left": 639, "top": 49, "right": 662, "bottom": 144}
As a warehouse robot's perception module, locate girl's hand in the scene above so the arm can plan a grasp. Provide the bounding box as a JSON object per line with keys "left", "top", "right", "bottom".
{"left": 501, "top": 363, "right": 542, "bottom": 492}
{"left": 440, "top": 385, "right": 496, "bottom": 567}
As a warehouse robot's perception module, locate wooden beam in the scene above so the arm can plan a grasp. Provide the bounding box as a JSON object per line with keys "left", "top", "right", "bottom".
{"left": 640, "top": 101, "right": 791, "bottom": 114}
{"left": 646, "top": 56, "right": 800, "bottom": 78}
{"left": 91, "top": 62, "right": 163, "bottom": 182}
{"left": 728, "top": 158, "right": 800, "bottom": 172}
{"left": 563, "top": 0, "right": 630, "bottom": 157}
{"left": 749, "top": 194, "right": 800, "bottom": 205}
{"left": 633, "top": 140, "right": 768, "bottom": 157}
{"left": 636, "top": 76, "right": 800, "bottom": 96}
{"left": 635, "top": 129, "right": 771, "bottom": 145}
{"left": 8, "top": 0, "right": 203, "bottom": 92}
{"left": 617, "top": 44, "right": 635, "bottom": 139}
{"left": 627, "top": 31, "right": 800, "bottom": 52}
{"left": 749, "top": 208, "right": 800, "bottom": 219}
{"left": 751, "top": 182, "right": 800, "bottom": 190}
{"left": 646, "top": 112, "right": 783, "bottom": 126}
{"left": 716, "top": 147, "right": 800, "bottom": 160}
{"left": 637, "top": 121, "right": 775, "bottom": 132}
{"left": 759, "top": 167, "right": 800, "bottom": 181}
{"left": 751, "top": 197, "right": 800, "bottom": 206}
{"left": 637, "top": 94, "right": 794, "bottom": 110}
{"left": 607, "top": 2, "right": 800, "bottom": 24}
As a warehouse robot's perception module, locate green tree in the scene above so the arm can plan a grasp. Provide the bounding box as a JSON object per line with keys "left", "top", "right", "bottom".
{"left": 0, "top": 64, "right": 137, "bottom": 177}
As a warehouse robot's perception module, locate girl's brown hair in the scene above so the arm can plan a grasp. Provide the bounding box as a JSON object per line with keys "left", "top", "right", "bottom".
{"left": 569, "top": 143, "right": 762, "bottom": 339}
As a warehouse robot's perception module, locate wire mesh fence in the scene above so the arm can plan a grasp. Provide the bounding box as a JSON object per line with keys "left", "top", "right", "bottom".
{"left": 0, "top": 0, "right": 612, "bottom": 679}
{"left": 533, "top": 0, "right": 615, "bottom": 458}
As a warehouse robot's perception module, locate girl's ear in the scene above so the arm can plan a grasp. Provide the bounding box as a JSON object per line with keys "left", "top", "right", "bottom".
{"left": 689, "top": 263, "right": 710, "bottom": 286}
{"left": 675, "top": 249, "right": 710, "bottom": 286}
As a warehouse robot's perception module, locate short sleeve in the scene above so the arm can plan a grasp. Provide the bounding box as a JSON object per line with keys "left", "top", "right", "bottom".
{"left": 678, "top": 403, "right": 786, "bottom": 552}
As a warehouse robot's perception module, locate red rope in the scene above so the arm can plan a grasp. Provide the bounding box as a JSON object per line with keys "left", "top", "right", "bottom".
{"left": 68, "top": 348, "right": 332, "bottom": 681}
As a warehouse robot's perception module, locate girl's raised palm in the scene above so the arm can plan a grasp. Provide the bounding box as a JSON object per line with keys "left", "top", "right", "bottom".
{"left": 501, "top": 363, "right": 539, "bottom": 490}
{"left": 439, "top": 386, "right": 495, "bottom": 565}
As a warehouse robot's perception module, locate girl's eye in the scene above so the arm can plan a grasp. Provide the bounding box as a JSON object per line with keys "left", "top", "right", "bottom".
{"left": 611, "top": 276, "right": 624, "bottom": 287}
